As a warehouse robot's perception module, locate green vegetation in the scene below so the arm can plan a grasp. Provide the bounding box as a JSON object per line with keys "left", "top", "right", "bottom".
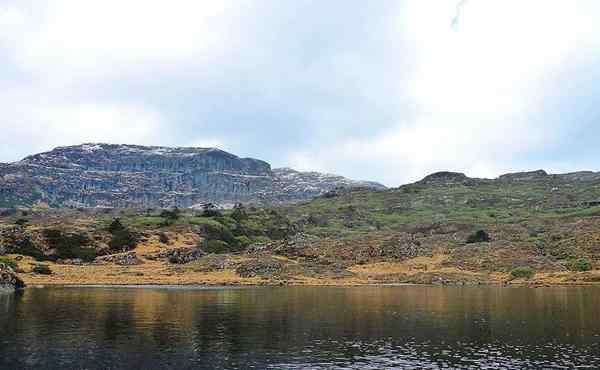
{"left": 14, "top": 237, "right": 46, "bottom": 261}
{"left": 42, "top": 229, "right": 96, "bottom": 262}
{"left": 202, "top": 240, "right": 231, "bottom": 254}
{"left": 466, "top": 230, "right": 491, "bottom": 244}
{"left": 32, "top": 264, "right": 52, "bottom": 275}
{"left": 0, "top": 256, "right": 18, "bottom": 270}
{"left": 569, "top": 258, "right": 592, "bottom": 272}
{"left": 159, "top": 207, "right": 181, "bottom": 226}
{"left": 108, "top": 218, "right": 138, "bottom": 251}
{"left": 510, "top": 266, "right": 535, "bottom": 279}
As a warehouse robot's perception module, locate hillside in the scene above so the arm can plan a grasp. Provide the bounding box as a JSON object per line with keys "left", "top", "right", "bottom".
{"left": 3, "top": 168, "right": 600, "bottom": 286}
{"left": 0, "top": 144, "right": 384, "bottom": 208}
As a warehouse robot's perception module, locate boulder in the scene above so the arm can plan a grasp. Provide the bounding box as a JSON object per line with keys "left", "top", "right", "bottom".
{"left": 236, "top": 258, "right": 284, "bottom": 278}
{"left": 163, "top": 248, "right": 205, "bottom": 264}
{"left": 0, "top": 262, "right": 25, "bottom": 293}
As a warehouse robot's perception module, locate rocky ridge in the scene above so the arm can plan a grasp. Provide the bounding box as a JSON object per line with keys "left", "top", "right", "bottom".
{"left": 0, "top": 144, "right": 385, "bottom": 208}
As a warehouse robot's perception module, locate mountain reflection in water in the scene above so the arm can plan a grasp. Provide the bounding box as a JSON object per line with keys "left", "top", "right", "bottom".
{"left": 1, "top": 285, "right": 600, "bottom": 369}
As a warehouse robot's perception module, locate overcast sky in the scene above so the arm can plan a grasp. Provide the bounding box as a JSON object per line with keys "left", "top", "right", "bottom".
{"left": 1, "top": 0, "right": 600, "bottom": 186}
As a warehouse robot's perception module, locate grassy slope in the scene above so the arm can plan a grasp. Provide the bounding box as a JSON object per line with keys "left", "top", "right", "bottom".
{"left": 5, "top": 173, "right": 600, "bottom": 285}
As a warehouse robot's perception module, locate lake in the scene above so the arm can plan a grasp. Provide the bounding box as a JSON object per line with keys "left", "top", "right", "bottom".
{"left": 1, "top": 285, "right": 600, "bottom": 369}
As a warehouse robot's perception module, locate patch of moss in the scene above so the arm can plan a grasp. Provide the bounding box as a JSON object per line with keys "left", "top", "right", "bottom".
{"left": 510, "top": 266, "right": 535, "bottom": 279}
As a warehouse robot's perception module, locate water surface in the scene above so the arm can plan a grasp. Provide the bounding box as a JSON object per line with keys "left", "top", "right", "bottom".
{"left": 1, "top": 285, "right": 600, "bottom": 369}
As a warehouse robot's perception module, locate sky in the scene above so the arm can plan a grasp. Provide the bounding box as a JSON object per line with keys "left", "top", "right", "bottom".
{"left": 1, "top": 0, "right": 600, "bottom": 186}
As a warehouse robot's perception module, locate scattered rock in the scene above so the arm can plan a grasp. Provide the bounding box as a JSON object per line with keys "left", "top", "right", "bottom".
{"left": 147, "top": 247, "right": 204, "bottom": 264}
{"left": 56, "top": 258, "right": 84, "bottom": 265}
{"left": 236, "top": 258, "right": 284, "bottom": 278}
{"left": 99, "top": 252, "right": 143, "bottom": 266}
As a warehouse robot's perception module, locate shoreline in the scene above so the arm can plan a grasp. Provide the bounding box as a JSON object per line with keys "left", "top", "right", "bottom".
{"left": 20, "top": 280, "right": 600, "bottom": 289}
{"left": 9, "top": 253, "right": 600, "bottom": 289}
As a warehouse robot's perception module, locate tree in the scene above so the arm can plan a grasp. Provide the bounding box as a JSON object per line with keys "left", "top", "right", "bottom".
{"left": 108, "top": 218, "right": 125, "bottom": 234}
{"left": 160, "top": 207, "right": 181, "bottom": 225}
{"left": 231, "top": 203, "right": 247, "bottom": 222}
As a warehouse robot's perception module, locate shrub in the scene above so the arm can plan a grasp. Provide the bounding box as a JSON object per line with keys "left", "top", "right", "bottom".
{"left": 231, "top": 204, "right": 247, "bottom": 222}
{"left": 203, "top": 240, "right": 231, "bottom": 254}
{"left": 0, "top": 256, "right": 18, "bottom": 270}
{"left": 235, "top": 236, "right": 252, "bottom": 248}
{"left": 15, "top": 218, "right": 28, "bottom": 226}
{"left": 109, "top": 229, "right": 137, "bottom": 251}
{"left": 160, "top": 208, "right": 181, "bottom": 224}
{"left": 199, "top": 223, "right": 237, "bottom": 246}
{"left": 108, "top": 218, "right": 126, "bottom": 233}
{"left": 511, "top": 266, "right": 535, "bottom": 279}
{"left": 14, "top": 238, "right": 46, "bottom": 261}
{"left": 252, "top": 236, "right": 272, "bottom": 244}
{"left": 107, "top": 218, "right": 137, "bottom": 251}
{"left": 32, "top": 264, "right": 52, "bottom": 275}
{"left": 42, "top": 229, "right": 96, "bottom": 262}
{"left": 569, "top": 258, "right": 592, "bottom": 272}
{"left": 466, "top": 230, "right": 491, "bottom": 244}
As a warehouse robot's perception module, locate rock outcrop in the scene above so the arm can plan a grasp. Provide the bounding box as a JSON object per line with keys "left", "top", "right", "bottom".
{"left": 0, "top": 263, "right": 25, "bottom": 293}
{"left": 271, "top": 168, "right": 386, "bottom": 202}
{"left": 0, "top": 144, "right": 385, "bottom": 208}
{"left": 419, "top": 171, "right": 469, "bottom": 185}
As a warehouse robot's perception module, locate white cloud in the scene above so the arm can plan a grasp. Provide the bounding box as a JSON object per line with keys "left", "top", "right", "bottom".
{"left": 403, "top": 0, "right": 596, "bottom": 114}
{"left": 0, "top": 99, "right": 166, "bottom": 161}
{"left": 1, "top": 0, "right": 600, "bottom": 186}
{"left": 285, "top": 0, "right": 600, "bottom": 186}
{"left": 287, "top": 113, "right": 553, "bottom": 186}
{"left": 3, "top": 0, "right": 249, "bottom": 82}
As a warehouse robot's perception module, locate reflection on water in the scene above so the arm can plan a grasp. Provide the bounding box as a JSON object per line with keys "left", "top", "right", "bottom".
{"left": 1, "top": 285, "right": 600, "bottom": 369}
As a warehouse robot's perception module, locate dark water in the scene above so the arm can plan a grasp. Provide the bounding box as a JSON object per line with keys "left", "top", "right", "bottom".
{"left": 1, "top": 286, "right": 600, "bottom": 369}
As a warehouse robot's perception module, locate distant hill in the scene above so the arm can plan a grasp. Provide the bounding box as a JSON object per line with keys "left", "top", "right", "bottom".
{"left": 0, "top": 144, "right": 385, "bottom": 208}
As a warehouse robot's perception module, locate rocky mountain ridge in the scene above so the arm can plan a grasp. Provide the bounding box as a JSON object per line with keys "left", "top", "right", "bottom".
{"left": 0, "top": 144, "right": 385, "bottom": 208}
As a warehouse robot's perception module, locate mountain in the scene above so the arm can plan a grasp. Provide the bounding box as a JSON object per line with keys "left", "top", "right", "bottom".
{"left": 0, "top": 144, "right": 385, "bottom": 208}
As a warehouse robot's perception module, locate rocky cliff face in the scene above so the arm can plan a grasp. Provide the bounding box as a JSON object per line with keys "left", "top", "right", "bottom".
{"left": 0, "top": 144, "right": 385, "bottom": 208}
{"left": 270, "top": 168, "right": 386, "bottom": 202}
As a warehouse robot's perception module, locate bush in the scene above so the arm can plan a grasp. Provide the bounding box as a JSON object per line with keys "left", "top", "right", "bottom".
{"left": 0, "top": 256, "right": 18, "bottom": 270}
{"left": 569, "top": 258, "right": 592, "bottom": 272}
{"left": 235, "top": 236, "right": 252, "bottom": 248}
{"left": 466, "top": 230, "right": 491, "bottom": 244}
{"left": 160, "top": 208, "right": 181, "bottom": 225}
{"left": 108, "top": 218, "right": 126, "bottom": 233}
{"left": 511, "top": 266, "right": 535, "bottom": 279}
{"left": 42, "top": 229, "right": 96, "bottom": 262}
{"left": 15, "top": 218, "right": 28, "bottom": 226}
{"left": 203, "top": 240, "right": 231, "bottom": 254}
{"left": 251, "top": 236, "right": 272, "bottom": 244}
{"left": 14, "top": 237, "right": 46, "bottom": 261}
{"left": 231, "top": 204, "right": 247, "bottom": 222}
{"left": 109, "top": 229, "right": 137, "bottom": 251}
{"left": 107, "top": 218, "right": 137, "bottom": 251}
{"left": 199, "top": 223, "right": 237, "bottom": 246}
{"left": 32, "top": 264, "right": 52, "bottom": 275}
